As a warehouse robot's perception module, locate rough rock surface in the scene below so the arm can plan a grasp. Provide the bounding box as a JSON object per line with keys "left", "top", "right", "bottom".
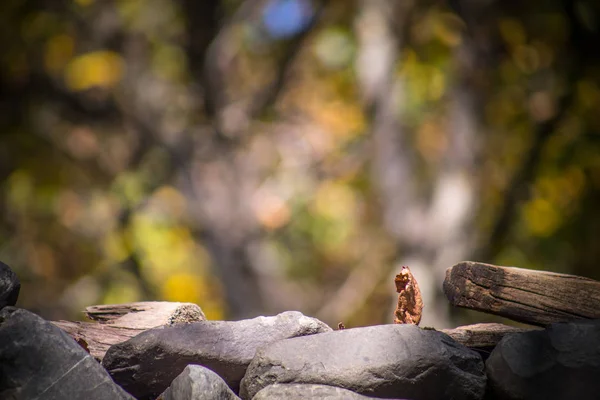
{"left": 252, "top": 383, "right": 407, "bottom": 399}
{"left": 486, "top": 319, "right": 600, "bottom": 400}
{"left": 0, "top": 261, "right": 20, "bottom": 309}
{"left": 103, "top": 311, "right": 332, "bottom": 400}
{"left": 157, "top": 365, "right": 240, "bottom": 400}
{"left": 240, "top": 324, "right": 486, "bottom": 400}
{"left": 0, "top": 307, "right": 133, "bottom": 400}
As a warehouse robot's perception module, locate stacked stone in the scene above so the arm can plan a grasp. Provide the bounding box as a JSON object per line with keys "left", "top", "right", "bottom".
{"left": 2, "top": 260, "right": 600, "bottom": 400}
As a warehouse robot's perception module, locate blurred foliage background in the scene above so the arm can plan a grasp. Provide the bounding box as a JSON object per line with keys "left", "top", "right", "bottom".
{"left": 1, "top": 0, "right": 599, "bottom": 328}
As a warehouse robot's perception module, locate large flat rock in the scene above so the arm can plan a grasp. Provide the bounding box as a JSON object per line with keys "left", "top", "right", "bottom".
{"left": 0, "top": 307, "right": 133, "bottom": 400}
{"left": 102, "top": 311, "right": 331, "bottom": 400}
{"left": 486, "top": 319, "right": 600, "bottom": 400}
{"left": 240, "top": 324, "right": 486, "bottom": 400}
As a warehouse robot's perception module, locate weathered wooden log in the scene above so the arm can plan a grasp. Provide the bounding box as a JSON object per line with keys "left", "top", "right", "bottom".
{"left": 52, "top": 301, "right": 205, "bottom": 361}
{"left": 84, "top": 301, "right": 205, "bottom": 328}
{"left": 444, "top": 261, "right": 600, "bottom": 326}
{"left": 441, "top": 323, "right": 537, "bottom": 349}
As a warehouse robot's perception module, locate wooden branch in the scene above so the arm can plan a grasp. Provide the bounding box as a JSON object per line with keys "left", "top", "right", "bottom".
{"left": 52, "top": 302, "right": 205, "bottom": 361}
{"left": 84, "top": 302, "right": 205, "bottom": 328}
{"left": 441, "top": 323, "right": 537, "bottom": 348}
{"left": 444, "top": 261, "right": 600, "bottom": 326}
{"left": 52, "top": 320, "right": 138, "bottom": 361}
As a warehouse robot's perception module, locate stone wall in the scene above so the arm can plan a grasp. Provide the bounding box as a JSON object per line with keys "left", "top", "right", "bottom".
{"left": 1, "top": 260, "right": 599, "bottom": 400}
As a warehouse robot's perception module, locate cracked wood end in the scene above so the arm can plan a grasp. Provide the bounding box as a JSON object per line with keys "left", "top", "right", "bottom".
{"left": 443, "top": 261, "right": 600, "bottom": 326}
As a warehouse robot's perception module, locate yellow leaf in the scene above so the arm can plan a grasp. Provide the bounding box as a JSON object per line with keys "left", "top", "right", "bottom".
{"left": 65, "top": 51, "right": 124, "bottom": 91}
{"left": 162, "top": 273, "right": 203, "bottom": 303}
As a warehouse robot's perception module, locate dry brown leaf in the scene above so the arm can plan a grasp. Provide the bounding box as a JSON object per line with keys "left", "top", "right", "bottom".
{"left": 394, "top": 266, "right": 423, "bottom": 325}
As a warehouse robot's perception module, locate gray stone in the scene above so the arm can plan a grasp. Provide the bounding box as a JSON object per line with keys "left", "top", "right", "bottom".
{"left": 0, "top": 307, "right": 134, "bottom": 400}
{"left": 486, "top": 319, "right": 600, "bottom": 400}
{"left": 0, "top": 261, "right": 20, "bottom": 309}
{"left": 157, "top": 365, "right": 240, "bottom": 400}
{"left": 103, "top": 311, "right": 332, "bottom": 400}
{"left": 253, "top": 383, "right": 408, "bottom": 399}
{"left": 240, "top": 324, "right": 486, "bottom": 400}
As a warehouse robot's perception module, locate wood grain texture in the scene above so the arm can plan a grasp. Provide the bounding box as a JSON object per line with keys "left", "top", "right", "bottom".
{"left": 52, "top": 301, "right": 205, "bottom": 361}
{"left": 85, "top": 301, "right": 205, "bottom": 329}
{"left": 441, "top": 323, "right": 538, "bottom": 348}
{"left": 444, "top": 261, "right": 600, "bottom": 326}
